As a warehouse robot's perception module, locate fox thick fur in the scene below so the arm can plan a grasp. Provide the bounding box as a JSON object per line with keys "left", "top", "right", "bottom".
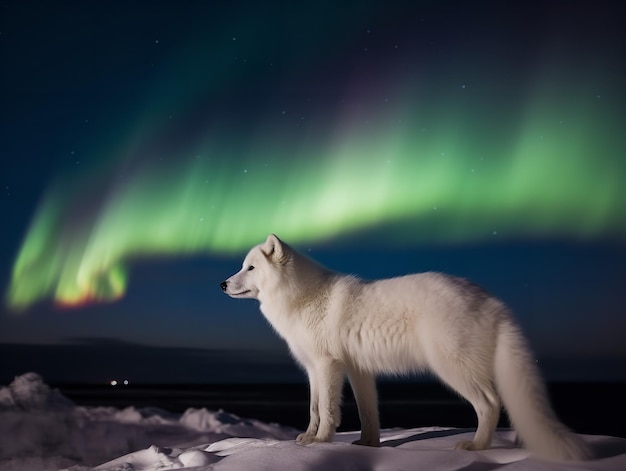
{"left": 221, "top": 234, "right": 589, "bottom": 461}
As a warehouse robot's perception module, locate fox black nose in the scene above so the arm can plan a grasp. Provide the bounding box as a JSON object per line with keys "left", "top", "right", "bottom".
{"left": 220, "top": 281, "right": 228, "bottom": 291}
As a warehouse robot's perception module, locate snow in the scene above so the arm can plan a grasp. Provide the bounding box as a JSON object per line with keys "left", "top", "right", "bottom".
{"left": 1, "top": 373, "right": 625, "bottom": 471}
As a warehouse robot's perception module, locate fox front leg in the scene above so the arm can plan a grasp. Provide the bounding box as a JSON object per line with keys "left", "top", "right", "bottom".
{"left": 296, "top": 367, "right": 320, "bottom": 444}
{"left": 348, "top": 368, "right": 380, "bottom": 447}
{"left": 297, "top": 361, "right": 345, "bottom": 445}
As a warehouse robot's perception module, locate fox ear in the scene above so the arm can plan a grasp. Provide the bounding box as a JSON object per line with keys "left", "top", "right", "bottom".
{"left": 262, "top": 233, "right": 284, "bottom": 260}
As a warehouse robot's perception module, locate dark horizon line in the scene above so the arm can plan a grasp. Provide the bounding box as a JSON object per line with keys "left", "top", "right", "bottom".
{"left": 1, "top": 340, "right": 624, "bottom": 385}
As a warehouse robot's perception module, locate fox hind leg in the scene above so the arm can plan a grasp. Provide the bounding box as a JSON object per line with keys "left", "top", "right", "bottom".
{"left": 431, "top": 355, "right": 501, "bottom": 451}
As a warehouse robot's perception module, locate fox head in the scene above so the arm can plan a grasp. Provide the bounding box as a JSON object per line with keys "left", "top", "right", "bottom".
{"left": 220, "top": 234, "right": 288, "bottom": 300}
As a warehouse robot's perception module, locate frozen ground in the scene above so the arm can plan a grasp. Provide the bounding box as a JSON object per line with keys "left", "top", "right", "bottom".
{"left": 1, "top": 373, "right": 625, "bottom": 471}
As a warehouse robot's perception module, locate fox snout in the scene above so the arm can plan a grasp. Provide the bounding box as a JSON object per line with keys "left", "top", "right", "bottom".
{"left": 220, "top": 281, "right": 228, "bottom": 291}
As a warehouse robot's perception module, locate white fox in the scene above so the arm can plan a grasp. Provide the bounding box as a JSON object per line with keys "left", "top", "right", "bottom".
{"left": 221, "top": 234, "right": 589, "bottom": 461}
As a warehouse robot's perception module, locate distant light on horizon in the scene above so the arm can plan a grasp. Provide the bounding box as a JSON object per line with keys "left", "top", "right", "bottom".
{"left": 109, "top": 379, "right": 130, "bottom": 386}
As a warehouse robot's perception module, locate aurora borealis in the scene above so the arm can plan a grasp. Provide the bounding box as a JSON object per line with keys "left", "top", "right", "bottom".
{"left": 1, "top": 1, "right": 624, "bottom": 382}
{"left": 6, "top": 90, "right": 625, "bottom": 309}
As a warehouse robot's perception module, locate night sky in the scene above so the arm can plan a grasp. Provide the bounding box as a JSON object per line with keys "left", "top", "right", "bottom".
{"left": 1, "top": 0, "right": 625, "bottom": 384}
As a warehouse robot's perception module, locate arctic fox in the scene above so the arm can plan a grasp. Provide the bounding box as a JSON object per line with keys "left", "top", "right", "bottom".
{"left": 221, "top": 234, "right": 589, "bottom": 461}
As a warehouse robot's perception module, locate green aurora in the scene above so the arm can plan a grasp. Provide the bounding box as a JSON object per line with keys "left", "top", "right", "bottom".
{"left": 7, "top": 82, "right": 625, "bottom": 310}
{"left": 4, "top": 2, "right": 625, "bottom": 311}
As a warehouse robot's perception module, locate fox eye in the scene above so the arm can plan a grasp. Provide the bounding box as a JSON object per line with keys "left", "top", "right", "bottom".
{"left": 247, "top": 265, "right": 255, "bottom": 271}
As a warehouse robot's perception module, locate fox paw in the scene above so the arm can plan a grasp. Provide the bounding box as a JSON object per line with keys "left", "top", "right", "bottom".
{"left": 296, "top": 433, "right": 325, "bottom": 445}
{"left": 296, "top": 432, "right": 313, "bottom": 444}
{"left": 297, "top": 431, "right": 335, "bottom": 445}
{"left": 352, "top": 437, "right": 380, "bottom": 447}
{"left": 455, "top": 439, "right": 486, "bottom": 451}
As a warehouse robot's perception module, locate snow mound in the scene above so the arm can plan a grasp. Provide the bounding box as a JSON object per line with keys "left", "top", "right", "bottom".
{"left": 0, "top": 372, "right": 74, "bottom": 412}
{"left": 180, "top": 408, "right": 295, "bottom": 439}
